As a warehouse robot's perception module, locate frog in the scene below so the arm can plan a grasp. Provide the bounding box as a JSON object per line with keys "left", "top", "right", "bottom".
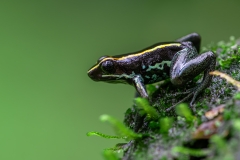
{"left": 87, "top": 33, "right": 216, "bottom": 109}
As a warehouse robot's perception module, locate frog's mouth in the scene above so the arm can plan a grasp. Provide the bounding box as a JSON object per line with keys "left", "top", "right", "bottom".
{"left": 105, "top": 79, "right": 128, "bottom": 84}
{"left": 88, "top": 71, "right": 125, "bottom": 83}
{"left": 100, "top": 74, "right": 132, "bottom": 84}
{"left": 102, "top": 74, "right": 134, "bottom": 80}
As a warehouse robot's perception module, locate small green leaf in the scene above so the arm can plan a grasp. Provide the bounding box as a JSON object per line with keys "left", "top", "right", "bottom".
{"left": 86, "top": 131, "right": 125, "bottom": 139}
{"left": 172, "top": 146, "right": 210, "bottom": 157}
{"left": 135, "top": 97, "right": 159, "bottom": 120}
{"left": 175, "top": 103, "right": 195, "bottom": 122}
{"left": 210, "top": 135, "right": 226, "bottom": 149}
{"left": 100, "top": 115, "right": 142, "bottom": 140}
{"left": 234, "top": 92, "right": 240, "bottom": 100}
{"left": 146, "top": 84, "right": 158, "bottom": 95}
{"left": 232, "top": 119, "right": 240, "bottom": 131}
{"left": 149, "top": 121, "right": 159, "bottom": 129}
{"left": 103, "top": 150, "right": 119, "bottom": 160}
{"left": 159, "top": 117, "right": 173, "bottom": 134}
{"left": 230, "top": 36, "right": 235, "bottom": 42}
{"left": 219, "top": 59, "right": 232, "bottom": 69}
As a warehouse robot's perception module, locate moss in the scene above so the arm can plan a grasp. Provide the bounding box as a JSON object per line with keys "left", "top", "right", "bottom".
{"left": 88, "top": 36, "right": 240, "bottom": 160}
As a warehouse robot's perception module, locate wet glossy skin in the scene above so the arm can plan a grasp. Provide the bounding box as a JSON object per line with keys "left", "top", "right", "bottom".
{"left": 88, "top": 33, "right": 216, "bottom": 106}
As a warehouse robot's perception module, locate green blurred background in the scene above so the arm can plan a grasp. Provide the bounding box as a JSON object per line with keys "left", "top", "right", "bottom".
{"left": 0, "top": 1, "right": 240, "bottom": 160}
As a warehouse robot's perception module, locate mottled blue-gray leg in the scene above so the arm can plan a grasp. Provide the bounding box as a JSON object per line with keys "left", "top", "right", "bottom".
{"left": 176, "top": 33, "right": 201, "bottom": 52}
{"left": 132, "top": 75, "right": 148, "bottom": 98}
{"left": 190, "top": 51, "right": 216, "bottom": 105}
{"left": 170, "top": 47, "right": 216, "bottom": 107}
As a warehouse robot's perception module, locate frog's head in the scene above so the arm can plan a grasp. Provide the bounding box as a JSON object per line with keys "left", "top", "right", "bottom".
{"left": 88, "top": 56, "right": 127, "bottom": 83}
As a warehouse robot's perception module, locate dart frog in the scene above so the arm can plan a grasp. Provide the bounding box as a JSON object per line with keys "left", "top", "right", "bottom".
{"left": 87, "top": 33, "right": 216, "bottom": 108}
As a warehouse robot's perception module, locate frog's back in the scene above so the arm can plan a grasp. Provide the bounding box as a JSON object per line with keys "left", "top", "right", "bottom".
{"left": 114, "top": 42, "right": 183, "bottom": 84}
{"left": 113, "top": 42, "right": 182, "bottom": 59}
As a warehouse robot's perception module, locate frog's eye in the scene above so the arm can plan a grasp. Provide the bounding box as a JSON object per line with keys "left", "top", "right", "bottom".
{"left": 97, "top": 55, "right": 108, "bottom": 63}
{"left": 101, "top": 60, "right": 115, "bottom": 74}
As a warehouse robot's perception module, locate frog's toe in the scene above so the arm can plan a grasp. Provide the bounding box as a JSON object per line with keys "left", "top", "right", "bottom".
{"left": 190, "top": 97, "right": 196, "bottom": 107}
{"left": 190, "top": 89, "right": 202, "bottom": 105}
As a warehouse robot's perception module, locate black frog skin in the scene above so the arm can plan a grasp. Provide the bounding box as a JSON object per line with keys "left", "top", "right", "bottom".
{"left": 88, "top": 33, "right": 216, "bottom": 108}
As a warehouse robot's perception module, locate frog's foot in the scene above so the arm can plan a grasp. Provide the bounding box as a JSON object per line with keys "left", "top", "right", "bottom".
{"left": 165, "top": 92, "right": 194, "bottom": 112}
{"left": 165, "top": 84, "right": 206, "bottom": 112}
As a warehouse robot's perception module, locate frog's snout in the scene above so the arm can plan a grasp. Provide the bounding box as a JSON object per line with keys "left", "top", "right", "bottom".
{"left": 88, "top": 67, "right": 105, "bottom": 81}
{"left": 87, "top": 70, "right": 96, "bottom": 80}
{"left": 87, "top": 69, "right": 93, "bottom": 78}
{"left": 86, "top": 67, "right": 94, "bottom": 77}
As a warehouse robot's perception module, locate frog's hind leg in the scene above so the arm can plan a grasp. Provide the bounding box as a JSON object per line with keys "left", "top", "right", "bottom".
{"left": 169, "top": 48, "right": 216, "bottom": 110}
{"left": 176, "top": 33, "right": 201, "bottom": 52}
{"left": 189, "top": 52, "right": 216, "bottom": 105}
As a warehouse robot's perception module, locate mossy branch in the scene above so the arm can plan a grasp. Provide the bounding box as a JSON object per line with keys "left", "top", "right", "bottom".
{"left": 88, "top": 36, "right": 240, "bottom": 160}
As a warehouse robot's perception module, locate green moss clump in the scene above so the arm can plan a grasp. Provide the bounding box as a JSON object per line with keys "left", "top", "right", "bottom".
{"left": 122, "top": 36, "right": 240, "bottom": 160}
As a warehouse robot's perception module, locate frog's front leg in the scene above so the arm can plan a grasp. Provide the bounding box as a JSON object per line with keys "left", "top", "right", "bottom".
{"left": 170, "top": 46, "right": 216, "bottom": 107}
{"left": 132, "top": 75, "right": 148, "bottom": 98}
